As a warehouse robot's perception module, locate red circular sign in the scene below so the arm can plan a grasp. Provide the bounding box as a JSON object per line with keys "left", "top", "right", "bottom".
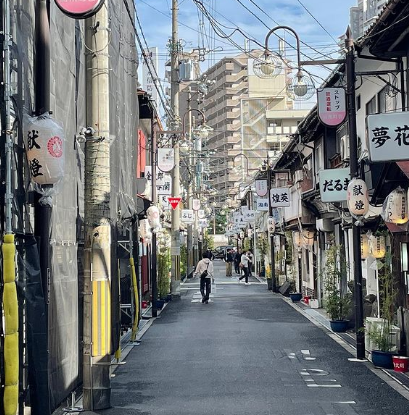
{"left": 47, "top": 136, "right": 63, "bottom": 158}
{"left": 55, "top": 0, "right": 105, "bottom": 18}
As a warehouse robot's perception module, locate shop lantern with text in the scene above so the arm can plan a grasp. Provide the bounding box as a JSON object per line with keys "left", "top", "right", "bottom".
{"left": 370, "top": 235, "right": 386, "bottom": 259}
{"left": 139, "top": 219, "right": 149, "bottom": 239}
{"left": 302, "top": 230, "right": 315, "bottom": 247}
{"left": 347, "top": 179, "right": 369, "bottom": 223}
{"left": 267, "top": 217, "right": 275, "bottom": 235}
{"left": 383, "top": 187, "right": 408, "bottom": 225}
{"left": 361, "top": 234, "right": 370, "bottom": 260}
{"left": 293, "top": 231, "right": 301, "bottom": 248}
{"left": 24, "top": 113, "right": 65, "bottom": 185}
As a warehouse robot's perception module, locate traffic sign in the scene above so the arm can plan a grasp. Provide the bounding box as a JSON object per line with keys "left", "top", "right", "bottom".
{"left": 167, "top": 196, "right": 181, "bottom": 210}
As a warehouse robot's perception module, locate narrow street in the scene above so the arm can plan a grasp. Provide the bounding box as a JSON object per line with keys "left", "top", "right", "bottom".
{"left": 87, "top": 261, "right": 409, "bottom": 415}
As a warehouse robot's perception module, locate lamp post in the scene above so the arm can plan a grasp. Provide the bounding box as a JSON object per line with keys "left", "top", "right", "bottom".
{"left": 256, "top": 25, "right": 365, "bottom": 358}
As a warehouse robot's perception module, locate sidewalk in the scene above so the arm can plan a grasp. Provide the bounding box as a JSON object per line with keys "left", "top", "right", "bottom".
{"left": 285, "top": 296, "right": 409, "bottom": 395}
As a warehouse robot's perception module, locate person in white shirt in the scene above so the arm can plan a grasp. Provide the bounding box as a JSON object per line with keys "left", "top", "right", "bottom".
{"left": 239, "top": 251, "right": 250, "bottom": 284}
{"left": 194, "top": 251, "right": 214, "bottom": 304}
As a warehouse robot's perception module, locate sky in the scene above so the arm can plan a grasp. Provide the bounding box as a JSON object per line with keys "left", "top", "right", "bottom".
{"left": 135, "top": 0, "right": 359, "bottom": 107}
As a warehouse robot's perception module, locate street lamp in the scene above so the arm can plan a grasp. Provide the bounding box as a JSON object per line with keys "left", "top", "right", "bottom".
{"left": 255, "top": 25, "right": 315, "bottom": 101}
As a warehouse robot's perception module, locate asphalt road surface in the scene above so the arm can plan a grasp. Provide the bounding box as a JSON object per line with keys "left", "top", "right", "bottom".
{"left": 92, "top": 260, "right": 409, "bottom": 415}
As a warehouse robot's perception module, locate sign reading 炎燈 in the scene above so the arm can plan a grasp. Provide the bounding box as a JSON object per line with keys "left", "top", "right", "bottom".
{"left": 317, "top": 88, "right": 346, "bottom": 127}
{"left": 368, "top": 112, "right": 409, "bottom": 162}
{"left": 55, "top": 0, "right": 104, "bottom": 18}
{"left": 319, "top": 168, "right": 350, "bottom": 202}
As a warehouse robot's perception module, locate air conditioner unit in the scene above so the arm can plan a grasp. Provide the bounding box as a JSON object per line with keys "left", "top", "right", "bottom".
{"left": 340, "top": 136, "right": 350, "bottom": 162}
{"left": 294, "top": 170, "right": 303, "bottom": 183}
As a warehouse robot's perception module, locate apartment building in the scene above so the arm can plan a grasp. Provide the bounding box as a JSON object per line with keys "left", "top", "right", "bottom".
{"left": 196, "top": 51, "right": 308, "bottom": 202}
{"left": 350, "top": 0, "right": 388, "bottom": 39}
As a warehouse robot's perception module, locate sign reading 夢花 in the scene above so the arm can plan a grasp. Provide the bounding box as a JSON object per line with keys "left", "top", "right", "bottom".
{"left": 317, "top": 88, "right": 346, "bottom": 127}
{"left": 319, "top": 168, "right": 350, "bottom": 202}
{"left": 367, "top": 111, "right": 409, "bottom": 162}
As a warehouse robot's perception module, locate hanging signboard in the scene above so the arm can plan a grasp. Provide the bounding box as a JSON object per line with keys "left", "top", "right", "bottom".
{"left": 243, "top": 210, "right": 256, "bottom": 222}
{"left": 255, "top": 179, "right": 268, "bottom": 196}
{"left": 241, "top": 206, "right": 249, "bottom": 214}
{"left": 157, "top": 148, "right": 175, "bottom": 172}
{"left": 198, "top": 219, "right": 208, "bottom": 228}
{"left": 192, "top": 199, "right": 201, "bottom": 211}
{"left": 144, "top": 166, "right": 172, "bottom": 195}
{"left": 367, "top": 111, "right": 409, "bottom": 162}
{"left": 319, "top": 168, "right": 350, "bottom": 202}
{"left": 181, "top": 209, "right": 194, "bottom": 223}
{"left": 317, "top": 88, "right": 346, "bottom": 127}
{"left": 198, "top": 209, "right": 206, "bottom": 219}
{"left": 55, "top": 0, "right": 104, "bottom": 18}
{"left": 270, "top": 188, "right": 290, "bottom": 207}
{"left": 256, "top": 198, "right": 269, "bottom": 211}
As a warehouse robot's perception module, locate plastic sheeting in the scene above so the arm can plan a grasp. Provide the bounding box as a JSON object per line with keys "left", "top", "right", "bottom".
{"left": 2, "top": 0, "right": 139, "bottom": 412}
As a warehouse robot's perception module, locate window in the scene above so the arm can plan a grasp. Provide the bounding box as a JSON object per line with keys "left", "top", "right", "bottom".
{"left": 366, "top": 95, "right": 376, "bottom": 116}
{"left": 356, "top": 94, "right": 361, "bottom": 111}
{"left": 377, "top": 86, "right": 387, "bottom": 114}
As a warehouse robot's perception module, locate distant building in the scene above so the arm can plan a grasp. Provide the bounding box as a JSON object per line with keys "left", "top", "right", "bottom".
{"left": 349, "top": 0, "right": 387, "bottom": 40}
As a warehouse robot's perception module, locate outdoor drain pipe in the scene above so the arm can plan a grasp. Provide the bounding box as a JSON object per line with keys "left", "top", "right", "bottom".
{"left": 2, "top": 0, "right": 18, "bottom": 411}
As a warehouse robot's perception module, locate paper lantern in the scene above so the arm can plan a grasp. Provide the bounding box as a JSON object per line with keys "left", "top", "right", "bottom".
{"left": 293, "top": 231, "right": 301, "bottom": 247}
{"left": 239, "top": 231, "right": 245, "bottom": 239}
{"left": 361, "top": 234, "right": 370, "bottom": 260}
{"left": 139, "top": 219, "right": 149, "bottom": 238}
{"left": 147, "top": 205, "right": 161, "bottom": 228}
{"left": 384, "top": 188, "right": 408, "bottom": 224}
{"left": 24, "top": 113, "right": 65, "bottom": 185}
{"left": 267, "top": 217, "right": 275, "bottom": 234}
{"left": 302, "top": 230, "right": 315, "bottom": 246}
{"left": 370, "top": 235, "right": 386, "bottom": 259}
{"left": 247, "top": 228, "right": 253, "bottom": 238}
{"left": 347, "top": 179, "right": 369, "bottom": 217}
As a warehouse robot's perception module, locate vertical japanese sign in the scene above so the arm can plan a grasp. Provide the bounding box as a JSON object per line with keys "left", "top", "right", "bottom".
{"left": 255, "top": 179, "right": 268, "bottom": 196}
{"left": 367, "top": 112, "right": 409, "bottom": 162}
{"left": 157, "top": 148, "right": 175, "bottom": 172}
{"left": 142, "top": 47, "right": 159, "bottom": 108}
{"left": 317, "top": 88, "right": 346, "bottom": 127}
{"left": 144, "top": 166, "right": 172, "bottom": 195}
{"left": 270, "top": 188, "right": 290, "bottom": 207}
{"left": 319, "top": 168, "right": 350, "bottom": 202}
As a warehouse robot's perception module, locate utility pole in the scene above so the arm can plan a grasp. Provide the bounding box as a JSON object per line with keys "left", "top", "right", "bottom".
{"left": 345, "top": 27, "right": 365, "bottom": 360}
{"left": 267, "top": 158, "right": 277, "bottom": 292}
{"left": 186, "top": 89, "right": 194, "bottom": 277}
{"left": 151, "top": 115, "right": 158, "bottom": 318}
{"left": 170, "top": 0, "right": 181, "bottom": 295}
{"left": 83, "top": 8, "right": 112, "bottom": 410}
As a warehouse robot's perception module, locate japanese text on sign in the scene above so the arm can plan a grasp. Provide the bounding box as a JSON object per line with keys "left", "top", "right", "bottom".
{"left": 317, "top": 88, "right": 346, "bottom": 127}
{"left": 367, "top": 112, "right": 409, "bottom": 162}
{"left": 270, "top": 188, "right": 290, "bottom": 208}
{"left": 319, "top": 168, "right": 350, "bottom": 202}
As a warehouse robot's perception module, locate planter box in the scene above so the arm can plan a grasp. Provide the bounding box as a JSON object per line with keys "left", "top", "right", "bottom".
{"left": 309, "top": 299, "right": 320, "bottom": 309}
{"left": 330, "top": 320, "right": 349, "bottom": 333}
{"left": 371, "top": 350, "right": 396, "bottom": 369}
{"left": 289, "top": 293, "right": 302, "bottom": 302}
{"left": 267, "top": 279, "right": 273, "bottom": 291}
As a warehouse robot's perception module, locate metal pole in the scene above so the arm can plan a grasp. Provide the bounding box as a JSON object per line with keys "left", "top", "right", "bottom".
{"left": 83, "top": 8, "right": 112, "bottom": 409}
{"left": 267, "top": 160, "right": 277, "bottom": 292}
{"left": 186, "top": 90, "right": 193, "bottom": 277}
{"left": 346, "top": 27, "right": 365, "bottom": 360}
{"left": 170, "top": 0, "right": 181, "bottom": 296}
{"left": 151, "top": 117, "right": 158, "bottom": 318}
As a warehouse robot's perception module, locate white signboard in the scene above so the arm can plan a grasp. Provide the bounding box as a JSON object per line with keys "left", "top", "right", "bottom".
{"left": 243, "top": 210, "right": 256, "bottom": 222}
{"left": 198, "top": 209, "right": 206, "bottom": 219}
{"left": 157, "top": 148, "right": 175, "bottom": 172}
{"left": 181, "top": 209, "right": 194, "bottom": 223}
{"left": 255, "top": 180, "right": 268, "bottom": 196}
{"left": 142, "top": 47, "right": 159, "bottom": 108}
{"left": 270, "top": 188, "right": 290, "bottom": 207}
{"left": 158, "top": 195, "right": 170, "bottom": 209}
{"left": 319, "top": 168, "right": 350, "bottom": 202}
{"left": 192, "top": 199, "right": 200, "bottom": 211}
{"left": 241, "top": 206, "right": 249, "bottom": 214}
{"left": 317, "top": 88, "right": 346, "bottom": 127}
{"left": 198, "top": 219, "right": 208, "bottom": 228}
{"left": 367, "top": 111, "right": 409, "bottom": 162}
{"left": 144, "top": 166, "right": 172, "bottom": 195}
{"left": 256, "top": 198, "right": 269, "bottom": 211}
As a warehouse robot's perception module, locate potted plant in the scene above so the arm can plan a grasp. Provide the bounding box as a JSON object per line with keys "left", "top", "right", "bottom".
{"left": 288, "top": 280, "right": 302, "bottom": 302}
{"left": 322, "top": 245, "right": 351, "bottom": 332}
{"left": 157, "top": 249, "right": 171, "bottom": 308}
{"left": 366, "top": 252, "right": 397, "bottom": 369}
{"left": 265, "top": 264, "right": 273, "bottom": 290}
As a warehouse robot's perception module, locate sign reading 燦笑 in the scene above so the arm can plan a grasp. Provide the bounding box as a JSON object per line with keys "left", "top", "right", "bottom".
{"left": 368, "top": 111, "right": 409, "bottom": 162}
{"left": 319, "top": 168, "right": 350, "bottom": 202}
{"left": 270, "top": 188, "right": 290, "bottom": 208}
{"left": 317, "top": 88, "right": 346, "bottom": 127}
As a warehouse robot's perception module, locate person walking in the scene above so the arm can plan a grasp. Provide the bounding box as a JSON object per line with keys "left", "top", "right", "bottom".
{"left": 234, "top": 249, "right": 241, "bottom": 275}
{"left": 247, "top": 250, "right": 254, "bottom": 277}
{"left": 225, "top": 248, "right": 234, "bottom": 277}
{"left": 239, "top": 251, "right": 250, "bottom": 285}
{"left": 194, "top": 251, "right": 214, "bottom": 304}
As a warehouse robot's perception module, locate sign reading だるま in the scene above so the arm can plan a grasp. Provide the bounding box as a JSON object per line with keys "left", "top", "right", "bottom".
{"left": 55, "top": 0, "right": 105, "bottom": 18}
